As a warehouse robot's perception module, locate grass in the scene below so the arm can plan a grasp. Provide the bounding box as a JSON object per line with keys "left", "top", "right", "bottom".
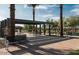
{"left": 68, "top": 50, "right": 79, "bottom": 55}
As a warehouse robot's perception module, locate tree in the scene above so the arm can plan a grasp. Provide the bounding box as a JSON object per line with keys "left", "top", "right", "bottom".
{"left": 65, "top": 16, "right": 79, "bottom": 33}
{"left": 46, "top": 19, "right": 59, "bottom": 34}
{"left": 9, "top": 4, "right": 15, "bottom": 41}
{"left": 66, "top": 16, "right": 79, "bottom": 27}
{"left": 28, "top": 4, "right": 39, "bottom": 21}
{"left": 28, "top": 4, "right": 39, "bottom": 33}
{"left": 23, "top": 24, "right": 33, "bottom": 32}
{"left": 46, "top": 19, "right": 59, "bottom": 27}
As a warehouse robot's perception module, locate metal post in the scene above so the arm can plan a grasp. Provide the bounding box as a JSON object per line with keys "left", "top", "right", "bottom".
{"left": 36, "top": 24, "right": 37, "bottom": 34}
{"left": 0, "top": 22, "right": 2, "bottom": 37}
{"left": 49, "top": 23, "right": 51, "bottom": 36}
{"left": 2, "top": 20, "right": 5, "bottom": 37}
{"left": 32, "top": 5, "right": 35, "bottom": 35}
{"left": 39, "top": 24, "right": 41, "bottom": 35}
{"left": 44, "top": 24, "right": 46, "bottom": 35}
{"left": 60, "top": 4, "right": 63, "bottom": 37}
{"left": 1, "top": 21, "right": 4, "bottom": 37}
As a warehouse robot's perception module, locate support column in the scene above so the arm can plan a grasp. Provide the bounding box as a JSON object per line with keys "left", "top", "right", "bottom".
{"left": 1, "top": 21, "right": 4, "bottom": 37}
{"left": 39, "top": 24, "right": 41, "bottom": 35}
{"left": 0, "top": 22, "right": 3, "bottom": 37}
{"left": 44, "top": 24, "right": 46, "bottom": 35}
{"left": 49, "top": 23, "right": 51, "bottom": 36}
{"left": 36, "top": 24, "right": 37, "bottom": 34}
{"left": 19, "top": 28, "right": 22, "bottom": 33}
{"left": 60, "top": 4, "right": 63, "bottom": 37}
{"left": 8, "top": 4, "right": 15, "bottom": 41}
{"left": 2, "top": 20, "right": 5, "bottom": 37}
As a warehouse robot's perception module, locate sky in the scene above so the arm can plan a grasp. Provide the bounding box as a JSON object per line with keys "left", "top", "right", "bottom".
{"left": 0, "top": 4, "right": 79, "bottom": 22}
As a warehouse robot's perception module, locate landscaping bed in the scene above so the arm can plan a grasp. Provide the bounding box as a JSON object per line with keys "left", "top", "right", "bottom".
{"left": 0, "top": 38, "right": 5, "bottom": 48}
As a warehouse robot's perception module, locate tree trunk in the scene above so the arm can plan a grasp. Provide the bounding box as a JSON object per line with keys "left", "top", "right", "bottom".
{"left": 60, "top": 4, "right": 63, "bottom": 37}
{"left": 32, "top": 6, "right": 35, "bottom": 34}
{"left": 8, "top": 4, "right": 15, "bottom": 42}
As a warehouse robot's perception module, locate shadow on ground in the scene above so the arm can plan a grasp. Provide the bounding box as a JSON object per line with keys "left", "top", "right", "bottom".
{"left": 7, "top": 35, "right": 78, "bottom": 55}
{"left": 7, "top": 45, "right": 62, "bottom": 55}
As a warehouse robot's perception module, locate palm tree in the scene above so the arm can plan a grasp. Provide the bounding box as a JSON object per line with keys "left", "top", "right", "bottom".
{"left": 9, "top": 4, "right": 15, "bottom": 41}
{"left": 28, "top": 4, "right": 39, "bottom": 22}
{"left": 28, "top": 4, "right": 39, "bottom": 33}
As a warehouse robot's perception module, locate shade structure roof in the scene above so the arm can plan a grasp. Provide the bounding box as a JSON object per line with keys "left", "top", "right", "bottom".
{"left": 6, "top": 18, "right": 47, "bottom": 24}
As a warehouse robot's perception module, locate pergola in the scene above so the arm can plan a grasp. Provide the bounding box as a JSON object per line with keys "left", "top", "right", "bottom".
{"left": 0, "top": 4, "right": 63, "bottom": 41}
{"left": 0, "top": 18, "right": 53, "bottom": 37}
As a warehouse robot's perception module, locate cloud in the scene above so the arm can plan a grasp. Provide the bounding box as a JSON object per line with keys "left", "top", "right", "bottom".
{"left": 41, "top": 14, "right": 59, "bottom": 20}
{"left": 52, "top": 16, "right": 60, "bottom": 20}
{"left": 24, "top": 4, "right": 48, "bottom": 10}
{"left": 15, "top": 24, "right": 24, "bottom": 27}
{"left": 36, "top": 4, "right": 58, "bottom": 10}
{"left": 71, "top": 8, "right": 79, "bottom": 15}
{"left": 48, "top": 4, "right": 59, "bottom": 8}
{"left": 42, "top": 14, "right": 53, "bottom": 17}
{"left": 70, "top": 5, "right": 79, "bottom": 15}
{"left": 0, "top": 16, "right": 6, "bottom": 21}
{"left": 36, "top": 5, "right": 48, "bottom": 9}
{"left": 23, "top": 4, "right": 58, "bottom": 10}
{"left": 24, "top": 4, "right": 27, "bottom": 8}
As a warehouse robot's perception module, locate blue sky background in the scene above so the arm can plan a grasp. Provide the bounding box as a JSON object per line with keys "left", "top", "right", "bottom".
{"left": 0, "top": 4, "right": 79, "bottom": 21}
